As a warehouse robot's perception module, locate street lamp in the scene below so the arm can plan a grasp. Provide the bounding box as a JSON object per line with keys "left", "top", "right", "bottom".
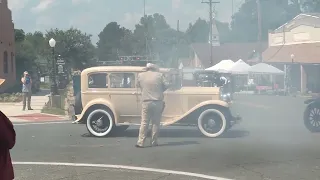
{"left": 49, "top": 38, "right": 58, "bottom": 95}
{"left": 290, "top": 54, "right": 294, "bottom": 63}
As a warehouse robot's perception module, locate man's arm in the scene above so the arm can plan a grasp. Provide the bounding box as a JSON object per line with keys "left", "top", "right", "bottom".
{"left": 136, "top": 74, "right": 141, "bottom": 90}
{"left": 0, "top": 111, "right": 16, "bottom": 149}
{"left": 21, "top": 77, "right": 25, "bottom": 84}
{"left": 161, "top": 74, "right": 170, "bottom": 91}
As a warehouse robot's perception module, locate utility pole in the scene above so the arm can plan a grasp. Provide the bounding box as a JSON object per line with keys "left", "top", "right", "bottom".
{"left": 202, "top": 0, "right": 219, "bottom": 66}
{"left": 232, "top": 0, "right": 234, "bottom": 17}
{"left": 143, "top": 0, "right": 146, "bottom": 17}
{"left": 257, "top": 0, "right": 262, "bottom": 62}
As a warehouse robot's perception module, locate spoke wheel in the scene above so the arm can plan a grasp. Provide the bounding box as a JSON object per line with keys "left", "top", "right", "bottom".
{"left": 86, "top": 109, "right": 114, "bottom": 137}
{"left": 198, "top": 109, "right": 227, "bottom": 138}
{"left": 304, "top": 103, "right": 320, "bottom": 133}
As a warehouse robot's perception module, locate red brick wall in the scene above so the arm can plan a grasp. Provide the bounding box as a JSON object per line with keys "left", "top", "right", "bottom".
{"left": 0, "top": 0, "right": 16, "bottom": 92}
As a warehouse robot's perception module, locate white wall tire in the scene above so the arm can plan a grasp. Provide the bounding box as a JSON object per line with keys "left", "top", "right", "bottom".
{"left": 86, "top": 109, "right": 114, "bottom": 137}
{"left": 197, "top": 109, "right": 227, "bottom": 138}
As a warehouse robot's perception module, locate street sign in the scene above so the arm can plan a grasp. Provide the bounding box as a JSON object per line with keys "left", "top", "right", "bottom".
{"left": 56, "top": 56, "right": 68, "bottom": 89}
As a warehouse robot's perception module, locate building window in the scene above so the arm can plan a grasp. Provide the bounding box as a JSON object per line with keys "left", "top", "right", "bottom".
{"left": 11, "top": 52, "right": 14, "bottom": 72}
{"left": 3, "top": 51, "right": 8, "bottom": 74}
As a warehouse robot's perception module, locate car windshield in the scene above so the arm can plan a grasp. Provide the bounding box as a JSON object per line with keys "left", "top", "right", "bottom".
{"left": 6, "top": 0, "right": 318, "bottom": 180}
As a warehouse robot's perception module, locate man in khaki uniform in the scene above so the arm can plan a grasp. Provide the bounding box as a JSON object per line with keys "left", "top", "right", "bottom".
{"left": 136, "top": 63, "right": 169, "bottom": 148}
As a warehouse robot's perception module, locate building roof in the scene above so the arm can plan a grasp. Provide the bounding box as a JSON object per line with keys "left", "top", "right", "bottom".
{"left": 191, "top": 42, "right": 268, "bottom": 68}
{"left": 273, "top": 13, "right": 320, "bottom": 33}
{"left": 262, "top": 43, "right": 320, "bottom": 64}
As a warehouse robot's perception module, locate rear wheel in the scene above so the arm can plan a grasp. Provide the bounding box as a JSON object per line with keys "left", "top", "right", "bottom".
{"left": 86, "top": 109, "right": 114, "bottom": 137}
{"left": 197, "top": 109, "right": 228, "bottom": 138}
{"left": 304, "top": 103, "right": 320, "bottom": 132}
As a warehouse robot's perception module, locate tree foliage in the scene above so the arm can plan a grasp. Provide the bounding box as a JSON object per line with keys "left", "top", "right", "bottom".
{"left": 14, "top": 0, "right": 320, "bottom": 75}
{"left": 45, "top": 28, "right": 95, "bottom": 69}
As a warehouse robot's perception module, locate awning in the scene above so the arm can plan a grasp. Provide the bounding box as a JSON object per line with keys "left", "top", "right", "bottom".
{"left": 248, "top": 63, "right": 284, "bottom": 74}
{"left": 262, "top": 43, "right": 320, "bottom": 64}
{"left": 229, "top": 59, "right": 251, "bottom": 74}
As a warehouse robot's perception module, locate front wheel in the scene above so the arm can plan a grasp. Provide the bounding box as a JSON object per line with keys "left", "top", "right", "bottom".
{"left": 197, "top": 109, "right": 229, "bottom": 138}
{"left": 86, "top": 109, "right": 114, "bottom": 137}
{"left": 304, "top": 103, "right": 320, "bottom": 132}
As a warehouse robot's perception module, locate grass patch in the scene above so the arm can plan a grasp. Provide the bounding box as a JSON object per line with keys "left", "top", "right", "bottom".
{"left": 0, "top": 93, "right": 23, "bottom": 102}
{"left": 41, "top": 106, "right": 65, "bottom": 115}
{"left": 41, "top": 89, "right": 67, "bottom": 116}
{"left": 40, "top": 83, "right": 50, "bottom": 89}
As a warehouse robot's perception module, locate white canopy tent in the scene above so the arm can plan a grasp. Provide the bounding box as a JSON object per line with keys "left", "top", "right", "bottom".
{"left": 229, "top": 59, "right": 250, "bottom": 74}
{"left": 248, "top": 63, "right": 284, "bottom": 75}
{"left": 205, "top": 59, "right": 235, "bottom": 73}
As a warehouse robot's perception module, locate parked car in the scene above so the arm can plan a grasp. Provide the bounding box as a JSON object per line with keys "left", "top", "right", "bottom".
{"left": 304, "top": 96, "right": 320, "bottom": 132}
{"left": 73, "top": 66, "right": 241, "bottom": 138}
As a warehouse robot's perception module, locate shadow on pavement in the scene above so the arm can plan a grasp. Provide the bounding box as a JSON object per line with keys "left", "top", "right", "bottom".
{"left": 82, "top": 128, "right": 249, "bottom": 139}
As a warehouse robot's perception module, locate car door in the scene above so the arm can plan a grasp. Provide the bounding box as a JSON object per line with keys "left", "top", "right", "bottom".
{"left": 108, "top": 72, "right": 140, "bottom": 124}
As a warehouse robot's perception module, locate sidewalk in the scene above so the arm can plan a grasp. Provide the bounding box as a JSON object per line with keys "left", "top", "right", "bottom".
{"left": 0, "top": 89, "right": 68, "bottom": 122}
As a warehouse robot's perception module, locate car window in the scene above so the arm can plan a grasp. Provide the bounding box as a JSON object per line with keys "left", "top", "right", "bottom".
{"left": 109, "top": 73, "right": 135, "bottom": 88}
{"left": 88, "top": 73, "right": 108, "bottom": 88}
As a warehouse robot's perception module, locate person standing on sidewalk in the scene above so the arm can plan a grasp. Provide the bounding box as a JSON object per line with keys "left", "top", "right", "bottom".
{"left": 0, "top": 110, "right": 16, "bottom": 180}
{"left": 135, "top": 63, "right": 170, "bottom": 148}
{"left": 21, "top": 71, "right": 33, "bottom": 110}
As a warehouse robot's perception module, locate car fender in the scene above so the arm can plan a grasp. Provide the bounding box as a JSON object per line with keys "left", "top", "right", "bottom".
{"left": 162, "top": 100, "right": 230, "bottom": 126}
{"left": 74, "top": 98, "right": 118, "bottom": 123}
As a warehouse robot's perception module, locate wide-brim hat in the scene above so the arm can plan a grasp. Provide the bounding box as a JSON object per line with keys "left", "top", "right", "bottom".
{"left": 145, "top": 63, "right": 159, "bottom": 71}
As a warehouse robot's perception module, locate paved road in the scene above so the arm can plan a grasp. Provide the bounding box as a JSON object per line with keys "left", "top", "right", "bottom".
{"left": 11, "top": 95, "right": 320, "bottom": 180}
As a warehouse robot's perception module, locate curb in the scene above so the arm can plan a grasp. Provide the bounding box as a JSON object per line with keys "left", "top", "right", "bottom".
{"left": 40, "top": 113, "right": 69, "bottom": 119}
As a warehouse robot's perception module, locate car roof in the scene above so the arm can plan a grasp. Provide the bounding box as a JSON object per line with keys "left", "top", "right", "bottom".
{"left": 81, "top": 66, "right": 177, "bottom": 74}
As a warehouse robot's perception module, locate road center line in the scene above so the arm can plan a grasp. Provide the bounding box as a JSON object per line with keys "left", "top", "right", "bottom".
{"left": 13, "top": 161, "right": 233, "bottom": 180}
{"left": 13, "top": 121, "right": 71, "bottom": 126}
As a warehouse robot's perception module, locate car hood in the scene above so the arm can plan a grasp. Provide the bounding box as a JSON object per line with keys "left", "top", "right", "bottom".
{"left": 166, "top": 87, "right": 220, "bottom": 95}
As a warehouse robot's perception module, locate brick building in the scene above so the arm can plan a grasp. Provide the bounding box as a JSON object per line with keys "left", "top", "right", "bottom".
{"left": 0, "top": 0, "right": 16, "bottom": 92}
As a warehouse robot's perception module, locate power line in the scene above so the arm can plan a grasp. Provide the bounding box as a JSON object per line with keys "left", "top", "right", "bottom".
{"left": 201, "top": 0, "right": 220, "bottom": 66}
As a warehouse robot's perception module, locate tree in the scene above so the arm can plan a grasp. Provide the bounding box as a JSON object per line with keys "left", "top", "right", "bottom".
{"left": 230, "top": 0, "right": 301, "bottom": 42}
{"left": 14, "top": 30, "right": 37, "bottom": 84}
{"left": 45, "top": 28, "right": 95, "bottom": 69}
{"left": 301, "top": 0, "right": 320, "bottom": 12}
{"left": 131, "top": 13, "right": 182, "bottom": 66}
{"left": 186, "top": 18, "right": 231, "bottom": 44}
{"left": 14, "top": 29, "right": 25, "bottom": 42}
{"left": 186, "top": 18, "right": 209, "bottom": 43}
{"left": 96, "top": 22, "right": 131, "bottom": 61}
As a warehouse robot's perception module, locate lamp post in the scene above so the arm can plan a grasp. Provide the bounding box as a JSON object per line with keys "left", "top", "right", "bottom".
{"left": 290, "top": 54, "right": 294, "bottom": 63}
{"left": 49, "top": 38, "right": 59, "bottom": 95}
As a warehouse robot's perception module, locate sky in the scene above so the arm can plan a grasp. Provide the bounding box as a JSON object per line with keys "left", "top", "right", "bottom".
{"left": 8, "top": 0, "right": 244, "bottom": 43}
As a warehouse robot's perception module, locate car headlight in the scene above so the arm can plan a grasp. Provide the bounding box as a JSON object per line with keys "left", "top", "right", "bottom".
{"left": 220, "top": 92, "right": 231, "bottom": 102}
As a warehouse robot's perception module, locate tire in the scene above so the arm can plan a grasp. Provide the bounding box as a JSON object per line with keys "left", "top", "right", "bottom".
{"left": 74, "top": 92, "right": 82, "bottom": 115}
{"left": 86, "top": 109, "right": 114, "bottom": 137}
{"left": 197, "top": 109, "right": 228, "bottom": 138}
{"left": 304, "top": 103, "right": 320, "bottom": 133}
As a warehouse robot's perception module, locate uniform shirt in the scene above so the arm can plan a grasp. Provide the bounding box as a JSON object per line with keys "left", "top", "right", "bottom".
{"left": 22, "top": 76, "right": 32, "bottom": 93}
{"left": 137, "top": 71, "right": 169, "bottom": 102}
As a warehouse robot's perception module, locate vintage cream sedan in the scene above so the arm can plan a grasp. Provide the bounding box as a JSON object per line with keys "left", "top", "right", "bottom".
{"left": 73, "top": 66, "right": 241, "bottom": 138}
